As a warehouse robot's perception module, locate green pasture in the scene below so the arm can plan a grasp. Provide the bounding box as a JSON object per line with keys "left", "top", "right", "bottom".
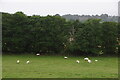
{"left": 2, "top": 54, "right": 118, "bottom": 78}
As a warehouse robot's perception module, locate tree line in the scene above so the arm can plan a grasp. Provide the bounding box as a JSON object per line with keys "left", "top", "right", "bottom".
{"left": 2, "top": 12, "right": 119, "bottom": 56}
{"left": 62, "top": 14, "right": 118, "bottom": 22}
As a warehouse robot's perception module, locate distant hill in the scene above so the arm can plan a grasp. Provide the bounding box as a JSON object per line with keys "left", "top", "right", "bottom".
{"left": 62, "top": 14, "right": 118, "bottom": 22}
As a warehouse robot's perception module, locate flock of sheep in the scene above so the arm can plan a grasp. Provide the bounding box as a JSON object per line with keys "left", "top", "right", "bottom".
{"left": 64, "top": 56, "right": 98, "bottom": 63}
{"left": 17, "top": 60, "right": 30, "bottom": 64}
{"left": 16, "top": 53, "right": 40, "bottom": 64}
{"left": 16, "top": 53, "right": 98, "bottom": 64}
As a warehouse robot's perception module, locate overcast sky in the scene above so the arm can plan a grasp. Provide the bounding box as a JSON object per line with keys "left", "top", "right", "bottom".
{"left": 0, "top": 0, "right": 119, "bottom": 16}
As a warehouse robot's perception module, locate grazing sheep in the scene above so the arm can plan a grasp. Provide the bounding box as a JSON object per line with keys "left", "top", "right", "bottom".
{"left": 64, "top": 56, "right": 68, "bottom": 59}
{"left": 76, "top": 60, "right": 80, "bottom": 63}
{"left": 95, "top": 60, "right": 98, "bottom": 62}
{"left": 36, "top": 53, "right": 40, "bottom": 56}
{"left": 26, "top": 61, "right": 30, "bottom": 64}
{"left": 84, "top": 57, "right": 89, "bottom": 61}
{"left": 88, "top": 60, "right": 92, "bottom": 63}
{"left": 17, "top": 60, "right": 20, "bottom": 64}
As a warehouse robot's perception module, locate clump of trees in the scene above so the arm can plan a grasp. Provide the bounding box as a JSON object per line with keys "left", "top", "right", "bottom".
{"left": 2, "top": 12, "right": 119, "bottom": 56}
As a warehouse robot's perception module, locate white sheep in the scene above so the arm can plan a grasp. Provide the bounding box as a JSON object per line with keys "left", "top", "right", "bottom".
{"left": 84, "top": 57, "right": 89, "bottom": 61}
{"left": 88, "top": 59, "right": 92, "bottom": 63}
{"left": 64, "top": 56, "right": 68, "bottom": 59}
{"left": 26, "top": 60, "right": 30, "bottom": 64}
{"left": 17, "top": 60, "right": 20, "bottom": 64}
{"left": 36, "top": 53, "right": 40, "bottom": 56}
{"left": 95, "top": 60, "right": 98, "bottom": 62}
{"left": 76, "top": 60, "right": 80, "bottom": 63}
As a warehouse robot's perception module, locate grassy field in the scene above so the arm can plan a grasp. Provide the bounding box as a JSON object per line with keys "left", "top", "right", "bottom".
{"left": 2, "top": 54, "right": 118, "bottom": 78}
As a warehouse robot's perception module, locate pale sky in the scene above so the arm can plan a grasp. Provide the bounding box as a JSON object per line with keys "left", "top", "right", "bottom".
{"left": 0, "top": 0, "right": 119, "bottom": 16}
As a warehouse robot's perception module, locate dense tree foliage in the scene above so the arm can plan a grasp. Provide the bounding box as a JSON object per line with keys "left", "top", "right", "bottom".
{"left": 2, "top": 12, "right": 119, "bottom": 56}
